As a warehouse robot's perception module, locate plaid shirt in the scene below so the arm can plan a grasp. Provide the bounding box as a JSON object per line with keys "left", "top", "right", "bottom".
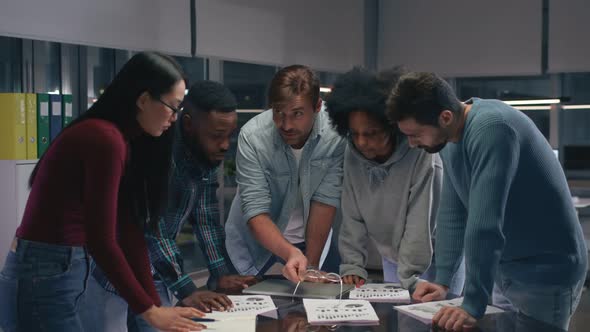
{"left": 94, "top": 127, "right": 236, "bottom": 301}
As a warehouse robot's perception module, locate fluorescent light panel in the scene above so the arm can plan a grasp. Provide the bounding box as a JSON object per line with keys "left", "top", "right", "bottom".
{"left": 563, "top": 105, "right": 590, "bottom": 110}
{"left": 503, "top": 99, "right": 560, "bottom": 105}
{"left": 514, "top": 105, "right": 552, "bottom": 110}
{"left": 514, "top": 105, "right": 590, "bottom": 110}
{"left": 320, "top": 87, "right": 332, "bottom": 93}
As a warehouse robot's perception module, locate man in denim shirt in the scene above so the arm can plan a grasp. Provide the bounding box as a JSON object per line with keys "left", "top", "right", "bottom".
{"left": 225, "top": 65, "right": 346, "bottom": 282}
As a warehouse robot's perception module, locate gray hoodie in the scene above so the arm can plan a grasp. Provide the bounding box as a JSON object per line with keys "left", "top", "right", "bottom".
{"left": 338, "top": 135, "right": 442, "bottom": 290}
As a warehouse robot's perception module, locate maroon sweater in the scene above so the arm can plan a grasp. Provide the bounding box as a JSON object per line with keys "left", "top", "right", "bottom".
{"left": 17, "top": 119, "right": 160, "bottom": 314}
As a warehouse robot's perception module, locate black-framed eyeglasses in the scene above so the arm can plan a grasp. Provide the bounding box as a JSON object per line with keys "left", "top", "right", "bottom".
{"left": 155, "top": 97, "right": 184, "bottom": 114}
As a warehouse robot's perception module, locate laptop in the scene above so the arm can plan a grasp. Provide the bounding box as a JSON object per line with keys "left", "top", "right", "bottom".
{"left": 243, "top": 279, "right": 355, "bottom": 299}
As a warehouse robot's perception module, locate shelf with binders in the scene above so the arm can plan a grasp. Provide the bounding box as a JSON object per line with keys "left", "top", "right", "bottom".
{"left": 0, "top": 93, "right": 73, "bottom": 160}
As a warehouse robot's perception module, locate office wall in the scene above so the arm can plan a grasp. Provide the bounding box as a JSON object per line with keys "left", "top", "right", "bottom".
{"left": 195, "top": 0, "right": 365, "bottom": 72}
{"left": 0, "top": 0, "right": 191, "bottom": 55}
{"left": 378, "top": 0, "right": 542, "bottom": 77}
{"left": 549, "top": 0, "right": 590, "bottom": 73}
{"left": 0, "top": 0, "right": 365, "bottom": 71}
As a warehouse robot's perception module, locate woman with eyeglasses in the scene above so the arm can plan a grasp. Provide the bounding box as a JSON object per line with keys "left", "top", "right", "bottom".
{"left": 0, "top": 52, "right": 206, "bottom": 332}
{"left": 325, "top": 67, "right": 465, "bottom": 295}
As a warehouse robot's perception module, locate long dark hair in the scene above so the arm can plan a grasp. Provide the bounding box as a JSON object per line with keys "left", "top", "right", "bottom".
{"left": 29, "top": 52, "right": 186, "bottom": 229}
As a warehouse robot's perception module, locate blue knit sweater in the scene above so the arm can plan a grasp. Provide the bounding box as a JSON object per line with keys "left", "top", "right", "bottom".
{"left": 434, "top": 98, "right": 587, "bottom": 318}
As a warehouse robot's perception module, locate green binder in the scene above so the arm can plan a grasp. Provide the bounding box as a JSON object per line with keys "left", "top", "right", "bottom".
{"left": 62, "top": 94, "right": 73, "bottom": 127}
{"left": 37, "top": 93, "right": 50, "bottom": 157}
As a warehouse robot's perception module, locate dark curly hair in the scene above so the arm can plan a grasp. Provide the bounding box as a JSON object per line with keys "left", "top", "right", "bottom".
{"left": 325, "top": 66, "right": 405, "bottom": 137}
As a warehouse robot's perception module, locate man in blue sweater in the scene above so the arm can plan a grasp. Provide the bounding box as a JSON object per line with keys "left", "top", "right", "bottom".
{"left": 386, "top": 72, "right": 587, "bottom": 331}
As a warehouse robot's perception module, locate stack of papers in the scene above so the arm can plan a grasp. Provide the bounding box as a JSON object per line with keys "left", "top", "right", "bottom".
{"left": 394, "top": 297, "right": 504, "bottom": 324}
{"left": 303, "top": 299, "right": 379, "bottom": 326}
{"left": 348, "top": 283, "right": 411, "bottom": 303}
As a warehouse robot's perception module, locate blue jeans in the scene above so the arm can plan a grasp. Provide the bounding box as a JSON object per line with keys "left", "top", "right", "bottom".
{"left": 0, "top": 238, "right": 91, "bottom": 332}
{"left": 493, "top": 272, "right": 586, "bottom": 331}
{"left": 79, "top": 275, "right": 173, "bottom": 332}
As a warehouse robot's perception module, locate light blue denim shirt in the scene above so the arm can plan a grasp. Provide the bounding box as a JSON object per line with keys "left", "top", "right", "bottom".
{"left": 225, "top": 107, "right": 346, "bottom": 275}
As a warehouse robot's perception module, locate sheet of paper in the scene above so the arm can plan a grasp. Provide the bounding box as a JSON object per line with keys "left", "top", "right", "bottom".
{"left": 348, "top": 283, "right": 411, "bottom": 303}
{"left": 394, "top": 297, "right": 504, "bottom": 324}
{"left": 303, "top": 298, "right": 379, "bottom": 325}
{"left": 199, "top": 316, "right": 256, "bottom": 332}
{"left": 206, "top": 295, "right": 277, "bottom": 320}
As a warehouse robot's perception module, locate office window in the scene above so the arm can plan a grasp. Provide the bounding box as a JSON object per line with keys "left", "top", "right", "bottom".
{"left": 521, "top": 109, "right": 550, "bottom": 140}
{"left": 456, "top": 75, "right": 553, "bottom": 101}
{"left": 114, "top": 49, "right": 133, "bottom": 74}
{"left": 224, "top": 61, "right": 276, "bottom": 110}
{"left": 61, "top": 43, "right": 81, "bottom": 118}
{"left": 221, "top": 61, "right": 276, "bottom": 222}
{"left": 562, "top": 73, "right": 590, "bottom": 104}
{"left": 86, "top": 46, "right": 115, "bottom": 108}
{"left": 33, "top": 40, "right": 60, "bottom": 94}
{"left": 558, "top": 73, "right": 590, "bottom": 177}
{"left": 174, "top": 56, "right": 206, "bottom": 85}
{"left": 563, "top": 146, "right": 590, "bottom": 171}
{"left": 456, "top": 75, "right": 554, "bottom": 138}
{"left": 318, "top": 70, "right": 341, "bottom": 87}
{"left": 318, "top": 70, "right": 341, "bottom": 100}
{"left": 0, "top": 36, "right": 22, "bottom": 92}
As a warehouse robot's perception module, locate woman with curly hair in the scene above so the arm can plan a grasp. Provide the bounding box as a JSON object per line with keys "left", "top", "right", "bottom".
{"left": 325, "top": 67, "right": 465, "bottom": 294}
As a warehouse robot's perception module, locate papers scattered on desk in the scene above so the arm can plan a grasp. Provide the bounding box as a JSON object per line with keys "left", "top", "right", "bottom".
{"left": 206, "top": 295, "right": 277, "bottom": 320}
{"left": 303, "top": 298, "right": 379, "bottom": 326}
{"left": 394, "top": 297, "right": 504, "bottom": 324}
{"left": 348, "top": 283, "right": 411, "bottom": 303}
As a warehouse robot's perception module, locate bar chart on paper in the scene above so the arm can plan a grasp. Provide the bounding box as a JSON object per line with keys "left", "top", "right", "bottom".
{"left": 303, "top": 298, "right": 379, "bottom": 325}
{"left": 348, "top": 283, "right": 411, "bottom": 303}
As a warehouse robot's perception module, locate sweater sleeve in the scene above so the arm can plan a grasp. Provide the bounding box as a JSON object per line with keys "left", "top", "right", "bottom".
{"left": 118, "top": 216, "right": 162, "bottom": 310}
{"left": 82, "top": 125, "right": 156, "bottom": 314}
{"left": 434, "top": 164, "right": 468, "bottom": 287}
{"left": 461, "top": 123, "right": 519, "bottom": 319}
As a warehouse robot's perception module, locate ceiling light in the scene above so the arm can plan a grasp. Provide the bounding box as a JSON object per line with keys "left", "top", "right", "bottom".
{"left": 503, "top": 99, "right": 560, "bottom": 106}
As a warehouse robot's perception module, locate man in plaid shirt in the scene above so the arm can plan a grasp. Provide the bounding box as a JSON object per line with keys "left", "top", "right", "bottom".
{"left": 80, "top": 81, "right": 256, "bottom": 332}
{"left": 146, "top": 81, "right": 258, "bottom": 301}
